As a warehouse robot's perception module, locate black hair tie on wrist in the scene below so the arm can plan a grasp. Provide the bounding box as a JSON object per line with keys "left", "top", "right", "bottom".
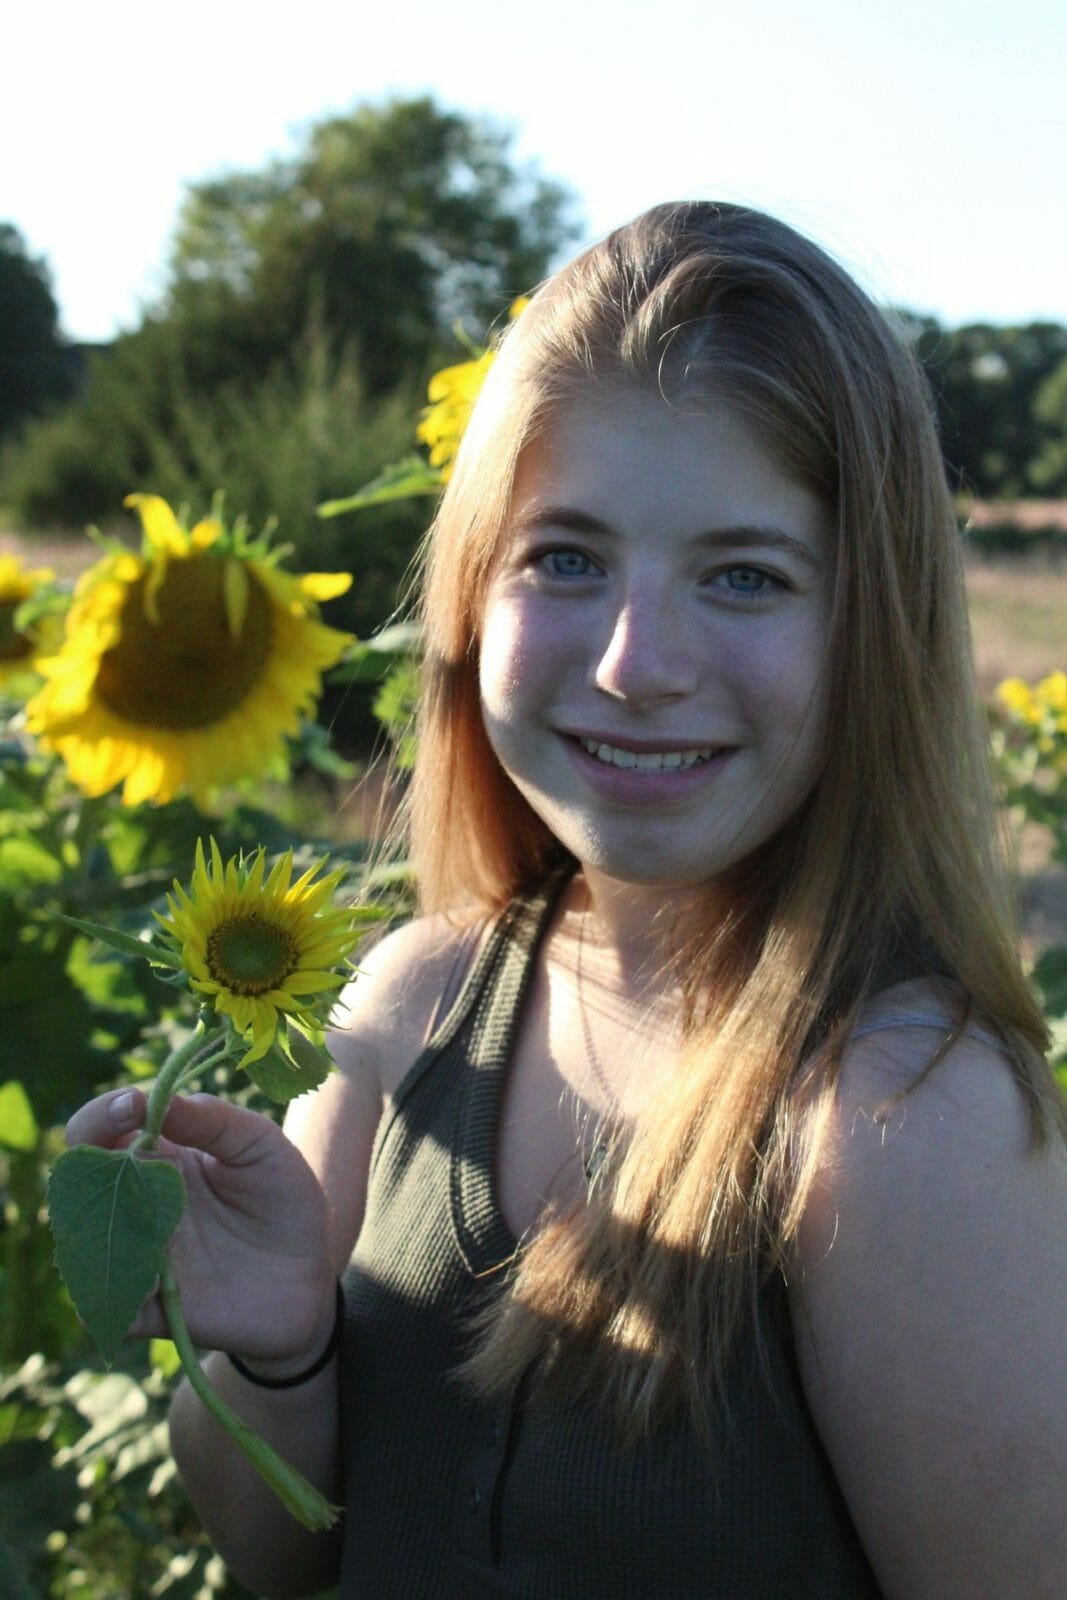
{"left": 227, "top": 1281, "right": 344, "bottom": 1389}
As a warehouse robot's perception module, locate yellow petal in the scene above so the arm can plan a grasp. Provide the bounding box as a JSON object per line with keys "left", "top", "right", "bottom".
{"left": 125, "top": 494, "right": 188, "bottom": 556}
{"left": 298, "top": 571, "right": 353, "bottom": 602}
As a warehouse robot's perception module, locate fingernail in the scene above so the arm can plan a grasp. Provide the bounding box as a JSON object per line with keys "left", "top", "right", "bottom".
{"left": 108, "top": 1090, "right": 137, "bottom": 1128}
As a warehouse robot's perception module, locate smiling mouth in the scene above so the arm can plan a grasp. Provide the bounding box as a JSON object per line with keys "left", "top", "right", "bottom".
{"left": 576, "top": 737, "right": 722, "bottom": 772}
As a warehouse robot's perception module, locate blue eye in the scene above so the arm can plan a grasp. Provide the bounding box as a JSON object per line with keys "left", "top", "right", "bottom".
{"left": 542, "top": 548, "right": 596, "bottom": 578}
{"left": 726, "top": 567, "right": 768, "bottom": 592}
{"left": 717, "top": 566, "right": 782, "bottom": 597}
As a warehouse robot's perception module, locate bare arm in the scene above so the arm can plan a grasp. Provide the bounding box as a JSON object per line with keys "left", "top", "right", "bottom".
{"left": 792, "top": 1024, "right": 1067, "bottom": 1599}
{"left": 165, "top": 1069, "right": 380, "bottom": 1598}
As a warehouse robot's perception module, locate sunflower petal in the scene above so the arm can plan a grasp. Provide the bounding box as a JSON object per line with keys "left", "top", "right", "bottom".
{"left": 125, "top": 494, "right": 188, "bottom": 556}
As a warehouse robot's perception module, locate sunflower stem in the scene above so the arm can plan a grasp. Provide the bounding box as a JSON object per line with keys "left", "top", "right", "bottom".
{"left": 158, "top": 1256, "right": 342, "bottom": 1532}
{"left": 138, "top": 1022, "right": 209, "bottom": 1148}
{"left": 170, "top": 1042, "right": 240, "bottom": 1097}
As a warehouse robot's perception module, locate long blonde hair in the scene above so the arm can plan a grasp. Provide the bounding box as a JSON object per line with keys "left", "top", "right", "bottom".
{"left": 408, "top": 202, "right": 1060, "bottom": 1438}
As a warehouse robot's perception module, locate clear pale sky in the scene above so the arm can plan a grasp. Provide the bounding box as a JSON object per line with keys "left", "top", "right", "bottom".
{"left": 6, "top": 0, "right": 1064, "bottom": 343}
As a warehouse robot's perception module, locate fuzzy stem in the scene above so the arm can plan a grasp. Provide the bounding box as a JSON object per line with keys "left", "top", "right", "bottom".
{"left": 170, "top": 1042, "right": 239, "bottom": 1098}
{"left": 137, "top": 1023, "right": 210, "bottom": 1148}
{"left": 159, "top": 1256, "right": 342, "bottom": 1532}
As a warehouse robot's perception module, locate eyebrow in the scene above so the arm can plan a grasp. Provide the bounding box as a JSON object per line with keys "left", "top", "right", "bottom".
{"left": 515, "top": 506, "right": 824, "bottom": 570}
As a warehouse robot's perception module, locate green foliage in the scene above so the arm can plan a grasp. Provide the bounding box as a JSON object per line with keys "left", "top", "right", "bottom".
{"left": 906, "top": 315, "right": 1067, "bottom": 497}
{"left": 166, "top": 96, "right": 579, "bottom": 396}
{"left": 1029, "top": 356, "right": 1067, "bottom": 494}
{"left": 0, "top": 223, "right": 75, "bottom": 445}
{"left": 992, "top": 671, "right": 1067, "bottom": 1075}
{"left": 4, "top": 332, "right": 427, "bottom": 645}
{"left": 0, "top": 1354, "right": 254, "bottom": 1597}
{"left": 2, "top": 97, "right": 578, "bottom": 612}
{"left": 0, "top": 648, "right": 390, "bottom": 1586}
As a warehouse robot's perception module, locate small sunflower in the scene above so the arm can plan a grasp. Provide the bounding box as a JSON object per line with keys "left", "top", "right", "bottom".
{"left": 415, "top": 296, "right": 529, "bottom": 481}
{"left": 25, "top": 496, "right": 353, "bottom": 807}
{"left": 0, "top": 553, "right": 64, "bottom": 691}
{"left": 157, "top": 837, "right": 361, "bottom": 1065}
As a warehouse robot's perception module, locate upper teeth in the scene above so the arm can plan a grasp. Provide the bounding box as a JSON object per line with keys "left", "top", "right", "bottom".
{"left": 579, "top": 739, "right": 715, "bottom": 771}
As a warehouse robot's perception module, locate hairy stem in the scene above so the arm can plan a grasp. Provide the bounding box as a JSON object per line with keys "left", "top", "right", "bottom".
{"left": 159, "top": 1257, "right": 341, "bottom": 1532}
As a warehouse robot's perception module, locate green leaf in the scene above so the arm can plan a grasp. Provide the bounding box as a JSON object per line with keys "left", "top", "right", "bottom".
{"left": 0, "top": 835, "right": 63, "bottom": 891}
{"left": 150, "top": 1338, "right": 182, "bottom": 1378}
{"left": 53, "top": 912, "right": 184, "bottom": 971}
{"left": 328, "top": 621, "right": 422, "bottom": 686}
{"left": 0, "top": 953, "right": 111, "bottom": 1127}
{"left": 0, "top": 1082, "right": 37, "bottom": 1152}
{"left": 0, "top": 1538, "right": 36, "bottom": 1600}
{"left": 245, "top": 1033, "right": 333, "bottom": 1104}
{"left": 47, "top": 1147, "right": 187, "bottom": 1367}
{"left": 317, "top": 456, "right": 443, "bottom": 516}
{"left": 1033, "top": 944, "right": 1067, "bottom": 1018}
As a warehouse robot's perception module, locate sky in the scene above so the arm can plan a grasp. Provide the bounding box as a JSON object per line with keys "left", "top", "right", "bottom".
{"left": 6, "top": 0, "right": 1065, "bottom": 344}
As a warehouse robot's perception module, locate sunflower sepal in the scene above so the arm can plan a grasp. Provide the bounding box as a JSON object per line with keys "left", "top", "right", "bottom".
{"left": 245, "top": 1034, "right": 333, "bottom": 1105}
{"left": 54, "top": 911, "right": 186, "bottom": 971}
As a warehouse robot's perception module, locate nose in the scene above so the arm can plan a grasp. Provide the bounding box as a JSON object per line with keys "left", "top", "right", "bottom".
{"left": 593, "top": 586, "right": 700, "bottom": 706}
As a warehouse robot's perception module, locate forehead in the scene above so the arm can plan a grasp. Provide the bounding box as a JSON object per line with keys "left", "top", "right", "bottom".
{"left": 507, "top": 386, "right": 832, "bottom": 554}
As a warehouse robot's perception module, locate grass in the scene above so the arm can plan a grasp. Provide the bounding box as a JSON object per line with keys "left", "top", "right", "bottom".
{"left": 965, "top": 555, "right": 1067, "bottom": 695}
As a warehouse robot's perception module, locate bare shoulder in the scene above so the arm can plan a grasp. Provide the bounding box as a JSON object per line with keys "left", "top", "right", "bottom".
{"left": 790, "top": 990, "right": 1067, "bottom": 1596}
{"left": 327, "top": 911, "right": 487, "bottom": 1097}
{"left": 281, "top": 911, "right": 486, "bottom": 1271}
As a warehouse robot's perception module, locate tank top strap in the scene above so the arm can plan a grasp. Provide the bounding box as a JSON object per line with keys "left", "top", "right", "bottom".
{"left": 371, "top": 863, "right": 576, "bottom": 1276}
{"left": 428, "top": 861, "right": 577, "bottom": 1060}
{"left": 449, "top": 865, "right": 575, "bottom": 1272}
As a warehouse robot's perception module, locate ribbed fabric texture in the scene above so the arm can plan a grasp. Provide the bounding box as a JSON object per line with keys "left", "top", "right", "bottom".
{"left": 338, "top": 876, "right": 883, "bottom": 1598}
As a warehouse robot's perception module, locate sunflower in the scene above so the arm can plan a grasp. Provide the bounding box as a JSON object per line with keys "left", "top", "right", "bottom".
{"left": 415, "top": 296, "right": 529, "bottom": 480}
{"left": 25, "top": 496, "right": 353, "bottom": 807}
{"left": 0, "top": 553, "right": 64, "bottom": 691}
{"left": 157, "top": 837, "right": 361, "bottom": 1065}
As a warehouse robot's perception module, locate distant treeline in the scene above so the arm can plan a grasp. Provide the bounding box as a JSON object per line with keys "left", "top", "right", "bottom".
{"left": 2, "top": 97, "right": 1066, "bottom": 631}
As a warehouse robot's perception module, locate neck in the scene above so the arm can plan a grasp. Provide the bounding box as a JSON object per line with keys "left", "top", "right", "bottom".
{"left": 566, "top": 865, "right": 713, "bottom": 999}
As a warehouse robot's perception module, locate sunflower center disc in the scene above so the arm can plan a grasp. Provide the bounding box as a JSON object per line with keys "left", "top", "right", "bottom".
{"left": 206, "top": 915, "right": 299, "bottom": 996}
{"left": 94, "top": 555, "right": 273, "bottom": 729}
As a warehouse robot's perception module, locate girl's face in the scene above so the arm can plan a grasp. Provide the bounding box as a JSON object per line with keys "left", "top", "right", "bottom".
{"left": 478, "top": 386, "right": 833, "bottom": 892}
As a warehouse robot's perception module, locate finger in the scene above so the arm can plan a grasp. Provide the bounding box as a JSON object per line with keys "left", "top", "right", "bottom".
{"left": 156, "top": 1093, "right": 284, "bottom": 1169}
{"left": 65, "top": 1088, "right": 146, "bottom": 1149}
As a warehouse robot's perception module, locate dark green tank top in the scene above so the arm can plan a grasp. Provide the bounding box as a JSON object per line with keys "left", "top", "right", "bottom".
{"left": 338, "top": 876, "right": 883, "bottom": 1598}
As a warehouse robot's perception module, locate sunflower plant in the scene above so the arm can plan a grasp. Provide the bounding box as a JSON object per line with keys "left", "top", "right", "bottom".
{"left": 994, "top": 671, "right": 1067, "bottom": 1073}
{"left": 46, "top": 837, "right": 383, "bottom": 1531}
{"left": 25, "top": 494, "right": 354, "bottom": 809}
{"left": 318, "top": 295, "right": 528, "bottom": 519}
{"left": 0, "top": 553, "right": 66, "bottom": 694}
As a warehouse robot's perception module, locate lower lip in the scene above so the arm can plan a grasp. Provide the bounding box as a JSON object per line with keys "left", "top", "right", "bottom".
{"left": 562, "top": 737, "right": 736, "bottom": 805}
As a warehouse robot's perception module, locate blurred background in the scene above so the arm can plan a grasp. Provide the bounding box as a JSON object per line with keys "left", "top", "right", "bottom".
{"left": 1, "top": 5, "right": 1065, "bottom": 1594}
{"left": 3, "top": 0, "right": 1065, "bottom": 644}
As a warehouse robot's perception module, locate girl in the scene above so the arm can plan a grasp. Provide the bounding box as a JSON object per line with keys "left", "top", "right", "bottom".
{"left": 68, "top": 202, "right": 1067, "bottom": 1598}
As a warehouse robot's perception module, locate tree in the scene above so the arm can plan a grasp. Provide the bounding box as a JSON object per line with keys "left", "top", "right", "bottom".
{"left": 1029, "top": 355, "right": 1067, "bottom": 495}
{"left": 907, "top": 316, "right": 1067, "bottom": 498}
{"left": 3, "top": 97, "right": 580, "bottom": 564}
{"left": 0, "top": 225, "right": 74, "bottom": 443}
{"left": 165, "top": 97, "right": 581, "bottom": 395}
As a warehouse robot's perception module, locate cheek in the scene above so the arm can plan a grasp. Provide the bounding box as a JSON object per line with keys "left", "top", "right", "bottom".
{"left": 718, "top": 621, "right": 826, "bottom": 724}
{"left": 478, "top": 595, "right": 565, "bottom": 714}
{"left": 477, "top": 600, "right": 525, "bottom": 716}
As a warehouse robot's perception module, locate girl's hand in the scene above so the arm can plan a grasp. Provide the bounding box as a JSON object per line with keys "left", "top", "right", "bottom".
{"left": 64, "top": 1087, "right": 336, "bottom": 1376}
